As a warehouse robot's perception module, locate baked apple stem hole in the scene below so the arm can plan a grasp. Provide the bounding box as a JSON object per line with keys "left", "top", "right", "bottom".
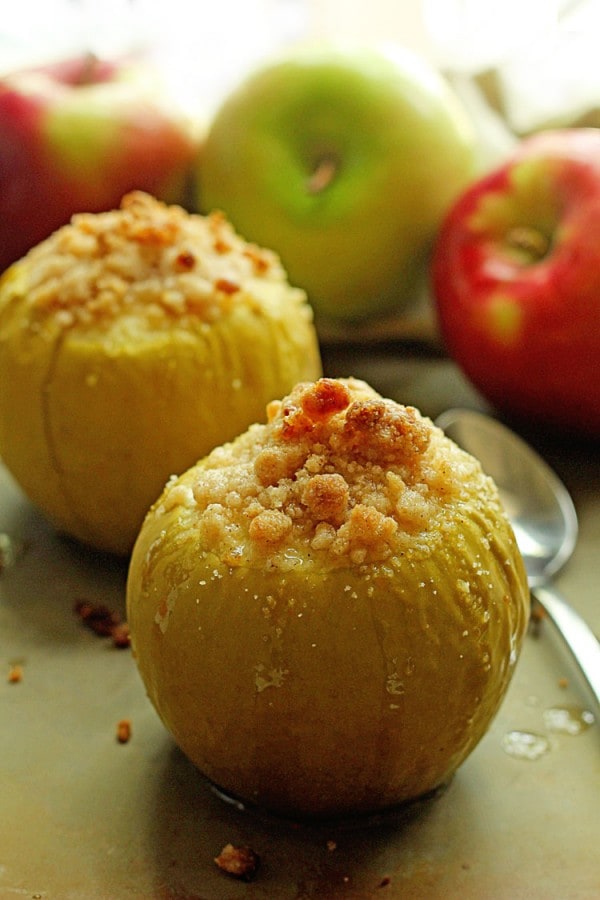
{"left": 306, "top": 154, "right": 339, "bottom": 194}
{"left": 505, "top": 225, "right": 551, "bottom": 263}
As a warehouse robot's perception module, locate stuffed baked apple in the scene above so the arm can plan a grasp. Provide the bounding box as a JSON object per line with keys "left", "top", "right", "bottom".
{"left": 0, "top": 192, "right": 321, "bottom": 554}
{"left": 127, "top": 377, "right": 529, "bottom": 818}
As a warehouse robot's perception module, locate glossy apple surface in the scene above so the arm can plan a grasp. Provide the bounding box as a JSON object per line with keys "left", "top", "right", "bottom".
{"left": 432, "top": 128, "right": 600, "bottom": 440}
{"left": 0, "top": 55, "right": 198, "bottom": 272}
{"left": 127, "top": 378, "right": 529, "bottom": 818}
{"left": 196, "top": 43, "right": 477, "bottom": 323}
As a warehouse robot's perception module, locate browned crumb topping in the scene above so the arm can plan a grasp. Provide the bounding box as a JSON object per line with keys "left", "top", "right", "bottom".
{"left": 116, "top": 719, "right": 132, "bottom": 744}
{"left": 157, "top": 377, "right": 495, "bottom": 569}
{"left": 214, "top": 843, "right": 260, "bottom": 881}
{"left": 21, "top": 191, "right": 307, "bottom": 331}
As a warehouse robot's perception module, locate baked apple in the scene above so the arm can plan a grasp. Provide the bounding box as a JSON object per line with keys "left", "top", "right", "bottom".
{"left": 0, "top": 192, "right": 321, "bottom": 555}
{"left": 127, "top": 377, "right": 529, "bottom": 818}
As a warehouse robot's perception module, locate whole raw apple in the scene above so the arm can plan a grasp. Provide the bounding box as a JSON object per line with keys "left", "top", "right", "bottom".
{"left": 432, "top": 128, "right": 600, "bottom": 440}
{"left": 196, "top": 43, "right": 477, "bottom": 323}
{"left": 0, "top": 55, "right": 198, "bottom": 272}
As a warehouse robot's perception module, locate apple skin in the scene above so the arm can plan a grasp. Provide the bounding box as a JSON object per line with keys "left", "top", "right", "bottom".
{"left": 432, "top": 128, "right": 600, "bottom": 440}
{"left": 196, "top": 43, "right": 477, "bottom": 323}
{"left": 0, "top": 55, "right": 198, "bottom": 272}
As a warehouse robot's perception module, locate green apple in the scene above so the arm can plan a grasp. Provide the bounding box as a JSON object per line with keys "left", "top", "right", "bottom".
{"left": 196, "top": 42, "right": 477, "bottom": 323}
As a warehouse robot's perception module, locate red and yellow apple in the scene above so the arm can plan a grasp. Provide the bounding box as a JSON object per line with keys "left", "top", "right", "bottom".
{"left": 432, "top": 128, "right": 600, "bottom": 440}
{"left": 196, "top": 42, "right": 477, "bottom": 323}
{"left": 0, "top": 54, "right": 198, "bottom": 273}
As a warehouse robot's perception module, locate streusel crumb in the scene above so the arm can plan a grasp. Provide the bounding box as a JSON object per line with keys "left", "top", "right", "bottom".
{"left": 21, "top": 191, "right": 306, "bottom": 331}
{"left": 155, "top": 378, "right": 491, "bottom": 569}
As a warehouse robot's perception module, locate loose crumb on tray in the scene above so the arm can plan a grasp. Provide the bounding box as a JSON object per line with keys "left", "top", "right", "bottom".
{"left": 7, "top": 663, "right": 23, "bottom": 684}
{"left": 74, "top": 599, "right": 130, "bottom": 648}
{"left": 529, "top": 602, "right": 546, "bottom": 638}
{"left": 214, "top": 843, "right": 260, "bottom": 881}
{"left": 111, "top": 622, "right": 132, "bottom": 648}
{"left": 116, "top": 719, "right": 132, "bottom": 744}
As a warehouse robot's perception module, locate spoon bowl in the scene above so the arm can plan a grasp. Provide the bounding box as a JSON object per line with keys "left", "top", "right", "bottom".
{"left": 436, "top": 408, "right": 599, "bottom": 710}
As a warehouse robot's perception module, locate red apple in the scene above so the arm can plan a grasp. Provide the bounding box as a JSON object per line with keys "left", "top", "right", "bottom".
{"left": 432, "top": 128, "right": 600, "bottom": 440}
{"left": 0, "top": 54, "right": 198, "bottom": 272}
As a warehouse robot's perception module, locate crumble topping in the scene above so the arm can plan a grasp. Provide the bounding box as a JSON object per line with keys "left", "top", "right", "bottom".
{"left": 157, "top": 378, "right": 492, "bottom": 569}
{"left": 18, "top": 191, "right": 308, "bottom": 331}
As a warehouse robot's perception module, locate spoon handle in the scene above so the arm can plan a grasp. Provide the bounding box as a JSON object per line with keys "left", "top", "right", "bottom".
{"left": 533, "top": 584, "right": 600, "bottom": 710}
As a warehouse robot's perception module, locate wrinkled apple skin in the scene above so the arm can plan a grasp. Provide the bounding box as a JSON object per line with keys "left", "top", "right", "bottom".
{"left": 127, "top": 440, "right": 529, "bottom": 818}
{"left": 197, "top": 43, "right": 476, "bottom": 323}
{"left": 0, "top": 56, "right": 197, "bottom": 272}
{"left": 432, "top": 129, "right": 600, "bottom": 440}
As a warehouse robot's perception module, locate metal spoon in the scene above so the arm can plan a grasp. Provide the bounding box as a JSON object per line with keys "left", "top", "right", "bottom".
{"left": 436, "top": 407, "right": 600, "bottom": 709}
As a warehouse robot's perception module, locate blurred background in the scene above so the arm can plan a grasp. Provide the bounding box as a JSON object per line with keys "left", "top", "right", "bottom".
{"left": 2, "top": 0, "right": 600, "bottom": 134}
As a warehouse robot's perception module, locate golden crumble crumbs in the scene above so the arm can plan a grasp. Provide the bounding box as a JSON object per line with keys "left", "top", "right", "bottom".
{"left": 116, "top": 718, "right": 132, "bottom": 744}
{"left": 214, "top": 843, "right": 260, "bottom": 881}
{"left": 7, "top": 663, "right": 23, "bottom": 684}
{"left": 19, "top": 191, "right": 307, "bottom": 331}
{"left": 155, "top": 378, "right": 494, "bottom": 569}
